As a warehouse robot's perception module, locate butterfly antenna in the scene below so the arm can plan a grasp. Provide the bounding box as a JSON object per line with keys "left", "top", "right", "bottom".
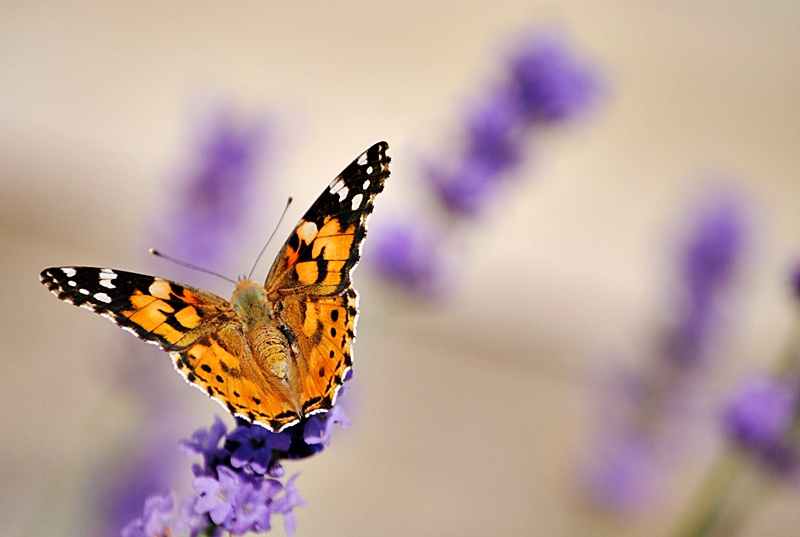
{"left": 247, "top": 196, "right": 294, "bottom": 280}
{"left": 149, "top": 249, "right": 238, "bottom": 284}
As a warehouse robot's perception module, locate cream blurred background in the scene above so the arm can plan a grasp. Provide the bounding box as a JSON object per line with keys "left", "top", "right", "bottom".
{"left": 3, "top": 1, "right": 800, "bottom": 536}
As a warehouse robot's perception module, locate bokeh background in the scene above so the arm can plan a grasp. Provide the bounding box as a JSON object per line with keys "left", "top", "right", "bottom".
{"left": 3, "top": 1, "right": 800, "bottom": 536}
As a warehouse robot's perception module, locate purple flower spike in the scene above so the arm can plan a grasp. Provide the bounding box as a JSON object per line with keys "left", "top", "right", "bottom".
{"left": 120, "top": 492, "right": 174, "bottom": 537}
{"left": 167, "top": 109, "right": 270, "bottom": 268}
{"left": 664, "top": 196, "right": 746, "bottom": 368}
{"left": 684, "top": 199, "right": 744, "bottom": 312}
{"left": 510, "top": 36, "right": 598, "bottom": 123}
{"left": 724, "top": 376, "right": 796, "bottom": 459}
{"left": 465, "top": 92, "right": 522, "bottom": 175}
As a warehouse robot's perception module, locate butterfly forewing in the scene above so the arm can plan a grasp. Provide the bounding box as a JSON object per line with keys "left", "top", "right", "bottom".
{"left": 40, "top": 267, "right": 233, "bottom": 351}
{"left": 265, "top": 141, "right": 390, "bottom": 299}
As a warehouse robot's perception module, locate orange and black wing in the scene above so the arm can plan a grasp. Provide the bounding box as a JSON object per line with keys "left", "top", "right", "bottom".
{"left": 40, "top": 267, "right": 300, "bottom": 431}
{"left": 264, "top": 141, "right": 391, "bottom": 299}
{"left": 40, "top": 266, "right": 231, "bottom": 350}
{"left": 264, "top": 141, "right": 390, "bottom": 417}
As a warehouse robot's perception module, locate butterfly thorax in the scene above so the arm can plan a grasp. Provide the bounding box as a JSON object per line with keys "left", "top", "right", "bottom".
{"left": 231, "top": 279, "right": 290, "bottom": 380}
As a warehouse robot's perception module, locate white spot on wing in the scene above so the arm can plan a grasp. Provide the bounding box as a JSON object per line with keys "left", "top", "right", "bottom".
{"left": 336, "top": 185, "right": 349, "bottom": 202}
{"left": 362, "top": 179, "right": 370, "bottom": 190}
{"left": 94, "top": 292, "right": 112, "bottom": 303}
{"left": 350, "top": 193, "right": 363, "bottom": 211}
{"left": 366, "top": 166, "right": 373, "bottom": 174}
{"left": 79, "top": 288, "right": 90, "bottom": 295}
{"left": 357, "top": 152, "right": 368, "bottom": 165}
{"left": 62, "top": 268, "right": 77, "bottom": 277}
{"left": 100, "top": 279, "right": 116, "bottom": 289}
{"left": 68, "top": 281, "right": 77, "bottom": 287}
{"left": 99, "top": 269, "right": 117, "bottom": 280}
{"left": 297, "top": 221, "right": 318, "bottom": 244}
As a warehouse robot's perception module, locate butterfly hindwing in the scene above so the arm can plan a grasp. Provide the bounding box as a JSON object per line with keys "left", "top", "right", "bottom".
{"left": 265, "top": 141, "right": 390, "bottom": 299}
{"left": 40, "top": 267, "right": 233, "bottom": 351}
{"left": 282, "top": 288, "right": 358, "bottom": 416}
{"left": 173, "top": 330, "right": 301, "bottom": 431}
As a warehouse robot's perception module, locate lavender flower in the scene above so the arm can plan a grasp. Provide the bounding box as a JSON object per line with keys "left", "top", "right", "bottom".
{"left": 371, "top": 32, "right": 599, "bottom": 292}
{"left": 663, "top": 196, "right": 746, "bottom": 368}
{"left": 370, "top": 221, "right": 443, "bottom": 295}
{"left": 723, "top": 375, "right": 799, "bottom": 475}
{"left": 120, "top": 492, "right": 175, "bottom": 537}
{"left": 194, "top": 466, "right": 241, "bottom": 527}
{"left": 123, "top": 397, "right": 351, "bottom": 536}
{"left": 509, "top": 36, "right": 597, "bottom": 122}
{"left": 581, "top": 192, "right": 750, "bottom": 513}
{"left": 581, "top": 432, "right": 661, "bottom": 511}
{"left": 165, "top": 108, "right": 270, "bottom": 269}
{"left": 227, "top": 424, "right": 292, "bottom": 475}
{"left": 428, "top": 35, "right": 597, "bottom": 217}
{"left": 303, "top": 404, "right": 351, "bottom": 446}
{"left": 181, "top": 415, "right": 230, "bottom": 471}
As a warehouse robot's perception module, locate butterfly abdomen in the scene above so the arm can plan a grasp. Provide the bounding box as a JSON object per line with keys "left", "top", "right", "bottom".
{"left": 229, "top": 280, "right": 292, "bottom": 380}
{"left": 250, "top": 325, "right": 290, "bottom": 379}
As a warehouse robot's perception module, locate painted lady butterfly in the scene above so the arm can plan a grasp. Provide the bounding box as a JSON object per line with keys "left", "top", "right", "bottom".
{"left": 40, "top": 141, "right": 391, "bottom": 432}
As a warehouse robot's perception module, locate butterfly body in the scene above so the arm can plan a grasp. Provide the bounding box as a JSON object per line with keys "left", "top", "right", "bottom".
{"left": 41, "top": 142, "right": 390, "bottom": 432}
{"left": 228, "top": 279, "right": 288, "bottom": 375}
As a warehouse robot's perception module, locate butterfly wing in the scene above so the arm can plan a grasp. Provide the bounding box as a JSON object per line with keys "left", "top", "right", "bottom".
{"left": 265, "top": 141, "right": 391, "bottom": 299}
{"left": 40, "top": 267, "right": 300, "bottom": 431}
{"left": 265, "top": 141, "right": 391, "bottom": 417}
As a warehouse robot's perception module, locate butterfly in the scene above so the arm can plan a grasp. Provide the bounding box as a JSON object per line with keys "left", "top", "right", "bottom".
{"left": 40, "top": 141, "right": 390, "bottom": 432}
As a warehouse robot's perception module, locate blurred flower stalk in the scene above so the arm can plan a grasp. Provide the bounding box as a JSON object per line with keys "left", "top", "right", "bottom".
{"left": 581, "top": 195, "right": 749, "bottom": 515}
{"left": 671, "top": 271, "right": 800, "bottom": 537}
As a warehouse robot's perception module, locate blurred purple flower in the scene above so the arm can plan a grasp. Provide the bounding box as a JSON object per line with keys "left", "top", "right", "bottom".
{"left": 167, "top": 109, "right": 271, "bottom": 269}
{"left": 663, "top": 197, "right": 746, "bottom": 368}
{"left": 429, "top": 35, "right": 597, "bottom": 217}
{"left": 723, "top": 375, "right": 799, "bottom": 474}
{"left": 582, "top": 432, "right": 661, "bottom": 511}
{"left": 581, "top": 191, "right": 751, "bottom": 514}
{"left": 510, "top": 36, "right": 597, "bottom": 122}
{"left": 120, "top": 492, "right": 174, "bottom": 537}
{"left": 370, "top": 221, "right": 443, "bottom": 294}
{"left": 104, "top": 107, "right": 274, "bottom": 536}
{"left": 372, "top": 32, "right": 599, "bottom": 293}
